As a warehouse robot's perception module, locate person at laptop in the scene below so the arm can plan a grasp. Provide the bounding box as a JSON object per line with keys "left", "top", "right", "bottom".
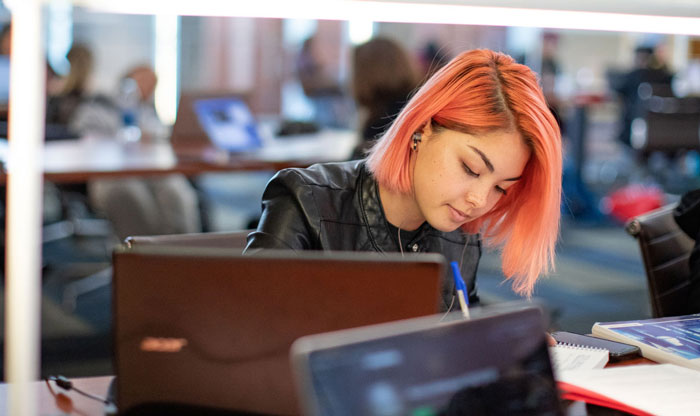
{"left": 246, "top": 49, "right": 562, "bottom": 311}
{"left": 63, "top": 60, "right": 201, "bottom": 239}
{"left": 86, "top": 66, "right": 201, "bottom": 239}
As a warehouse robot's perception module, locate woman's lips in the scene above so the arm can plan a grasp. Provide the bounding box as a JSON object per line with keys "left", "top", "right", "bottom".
{"left": 448, "top": 205, "right": 469, "bottom": 223}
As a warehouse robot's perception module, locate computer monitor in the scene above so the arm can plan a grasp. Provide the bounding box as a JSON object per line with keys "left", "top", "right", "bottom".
{"left": 112, "top": 246, "right": 444, "bottom": 415}
{"left": 291, "top": 303, "right": 563, "bottom": 416}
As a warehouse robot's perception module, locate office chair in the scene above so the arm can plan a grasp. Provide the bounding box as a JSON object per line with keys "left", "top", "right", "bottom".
{"left": 62, "top": 230, "right": 252, "bottom": 310}
{"left": 626, "top": 204, "right": 695, "bottom": 317}
{"left": 124, "top": 229, "right": 252, "bottom": 251}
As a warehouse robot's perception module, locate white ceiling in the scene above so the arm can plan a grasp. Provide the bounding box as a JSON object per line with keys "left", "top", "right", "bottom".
{"left": 66, "top": 0, "right": 700, "bottom": 19}
{"left": 387, "top": 0, "right": 700, "bottom": 18}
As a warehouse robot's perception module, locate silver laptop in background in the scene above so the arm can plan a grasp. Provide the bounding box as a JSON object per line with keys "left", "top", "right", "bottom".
{"left": 291, "top": 303, "right": 563, "bottom": 416}
{"left": 170, "top": 91, "right": 263, "bottom": 153}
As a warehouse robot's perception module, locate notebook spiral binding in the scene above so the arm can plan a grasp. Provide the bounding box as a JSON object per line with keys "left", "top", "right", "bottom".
{"left": 556, "top": 342, "right": 607, "bottom": 352}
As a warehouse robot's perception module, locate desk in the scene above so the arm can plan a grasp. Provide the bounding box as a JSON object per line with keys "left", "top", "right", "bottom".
{"left": 0, "top": 129, "right": 357, "bottom": 184}
{"left": 0, "top": 358, "right": 659, "bottom": 416}
{"left": 0, "top": 376, "right": 113, "bottom": 415}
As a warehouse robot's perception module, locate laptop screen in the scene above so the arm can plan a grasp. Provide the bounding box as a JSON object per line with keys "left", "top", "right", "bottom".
{"left": 192, "top": 97, "right": 263, "bottom": 152}
{"left": 292, "top": 305, "right": 562, "bottom": 416}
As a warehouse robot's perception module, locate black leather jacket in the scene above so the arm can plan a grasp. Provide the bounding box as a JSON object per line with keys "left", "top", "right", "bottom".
{"left": 245, "top": 160, "right": 482, "bottom": 310}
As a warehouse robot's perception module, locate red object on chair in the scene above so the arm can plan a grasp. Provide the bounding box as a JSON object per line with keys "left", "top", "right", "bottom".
{"left": 601, "top": 185, "right": 665, "bottom": 223}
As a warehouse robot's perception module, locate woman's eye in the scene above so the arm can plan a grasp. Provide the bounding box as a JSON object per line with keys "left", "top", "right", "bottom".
{"left": 496, "top": 186, "right": 508, "bottom": 195}
{"left": 462, "top": 163, "right": 479, "bottom": 177}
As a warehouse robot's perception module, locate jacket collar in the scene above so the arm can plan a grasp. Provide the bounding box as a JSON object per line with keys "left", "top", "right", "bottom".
{"left": 358, "top": 164, "right": 397, "bottom": 253}
{"left": 358, "top": 162, "right": 469, "bottom": 252}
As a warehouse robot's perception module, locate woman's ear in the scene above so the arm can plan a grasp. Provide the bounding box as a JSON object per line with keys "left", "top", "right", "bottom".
{"left": 419, "top": 120, "right": 433, "bottom": 139}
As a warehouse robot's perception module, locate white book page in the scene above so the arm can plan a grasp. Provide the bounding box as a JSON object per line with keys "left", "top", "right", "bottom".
{"left": 558, "top": 364, "right": 700, "bottom": 416}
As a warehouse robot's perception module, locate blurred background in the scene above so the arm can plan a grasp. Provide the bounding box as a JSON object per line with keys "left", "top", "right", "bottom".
{"left": 0, "top": 1, "right": 699, "bottom": 379}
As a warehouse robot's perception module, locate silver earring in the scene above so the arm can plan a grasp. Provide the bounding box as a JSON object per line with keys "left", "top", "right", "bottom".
{"left": 412, "top": 132, "right": 422, "bottom": 151}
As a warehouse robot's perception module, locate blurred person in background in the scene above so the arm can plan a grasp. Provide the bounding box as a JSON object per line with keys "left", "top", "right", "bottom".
{"left": 84, "top": 65, "right": 202, "bottom": 240}
{"left": 46, "top": 43, "right": 97, "bottom": 129}
{"left": 52, "top": 53, "right": 201, "bottom": 240}
{"left": 296, "top": 34, "right": 352, "bottom": 128}
{"left": 540, "top": 32, "right": 563, "bottom": 130}
{"left": 350, "top": 37, "right": 419, "bottom": 159}
{"left": 611, "top": 45, "right": 673, "bottom": 148}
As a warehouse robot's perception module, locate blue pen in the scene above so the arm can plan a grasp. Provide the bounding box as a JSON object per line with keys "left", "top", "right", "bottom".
{"left": 450, "top": 261, "right": 470, "bottom": 319}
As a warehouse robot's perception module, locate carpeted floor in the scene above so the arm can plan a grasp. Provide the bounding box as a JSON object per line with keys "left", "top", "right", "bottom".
{"left": 478, "top": 219, "right": 651, "bottom": 334}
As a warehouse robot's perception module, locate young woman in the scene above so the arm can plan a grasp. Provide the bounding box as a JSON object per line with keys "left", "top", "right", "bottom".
{"left": 245, "top": 49, "right": 562, "bottom": 310}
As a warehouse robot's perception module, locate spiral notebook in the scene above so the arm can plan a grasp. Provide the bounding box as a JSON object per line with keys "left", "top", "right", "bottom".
{"left": 549, "top": 343, "right": 609, "bottom": 374}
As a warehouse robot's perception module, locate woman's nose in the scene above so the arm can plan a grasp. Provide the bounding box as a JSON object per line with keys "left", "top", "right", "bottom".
{"left": 464, "top": 184, "right": 489, "bottom": 209}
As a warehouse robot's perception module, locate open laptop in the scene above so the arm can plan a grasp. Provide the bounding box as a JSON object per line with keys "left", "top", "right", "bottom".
{"left": 169, "top": 91, "right": 358, "bottom": 165}
{"left": 291, "top": 303, "right": 563, "bottom": 416}
{"left": 112, "top": 246, "right": 444, "bottom": 415}
{"left": 170, "top": 91, "right": 263, "bottom": 153}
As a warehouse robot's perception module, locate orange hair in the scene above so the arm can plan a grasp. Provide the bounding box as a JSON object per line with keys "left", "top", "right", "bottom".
{"left": 366, "top": 49, "right": 562, "bottom": 297}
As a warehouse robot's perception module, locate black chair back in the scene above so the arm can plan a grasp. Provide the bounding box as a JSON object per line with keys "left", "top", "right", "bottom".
{"left": 626, "top": 204, "right": 695, "bottom": 317}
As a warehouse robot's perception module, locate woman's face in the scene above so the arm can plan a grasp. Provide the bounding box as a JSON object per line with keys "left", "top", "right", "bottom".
{"left": 410, "top": 124, "right": 531, "bottom": 232}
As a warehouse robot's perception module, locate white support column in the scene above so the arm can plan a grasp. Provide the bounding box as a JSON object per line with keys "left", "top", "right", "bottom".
{"left": 227, "top": 17, "right": 256, "bottom": 92}
{"left": 154, "top": 13, "right": 180, "bottom": 126}
{"left": 4, "top": 0, "right": 45, "bottom": 415}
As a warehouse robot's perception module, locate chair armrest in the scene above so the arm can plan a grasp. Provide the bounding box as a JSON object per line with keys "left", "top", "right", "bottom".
{"left": 625, "top": 203, "right": 678, "bottom": 239}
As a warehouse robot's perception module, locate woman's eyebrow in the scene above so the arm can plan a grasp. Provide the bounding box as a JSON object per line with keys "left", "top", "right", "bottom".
{"left": 468, "top": 145, "right": 521, "bottom": 181}
{"left": 468, "top": 145, "right": 494, "bottom": 172}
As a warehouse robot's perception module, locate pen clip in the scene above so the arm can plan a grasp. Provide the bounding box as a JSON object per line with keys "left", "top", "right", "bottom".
{"left": 450, "top": 261, "right": 468, "bottom": 294}
{"left": 450, "top": 261, "right": 470, "bottom": 319}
